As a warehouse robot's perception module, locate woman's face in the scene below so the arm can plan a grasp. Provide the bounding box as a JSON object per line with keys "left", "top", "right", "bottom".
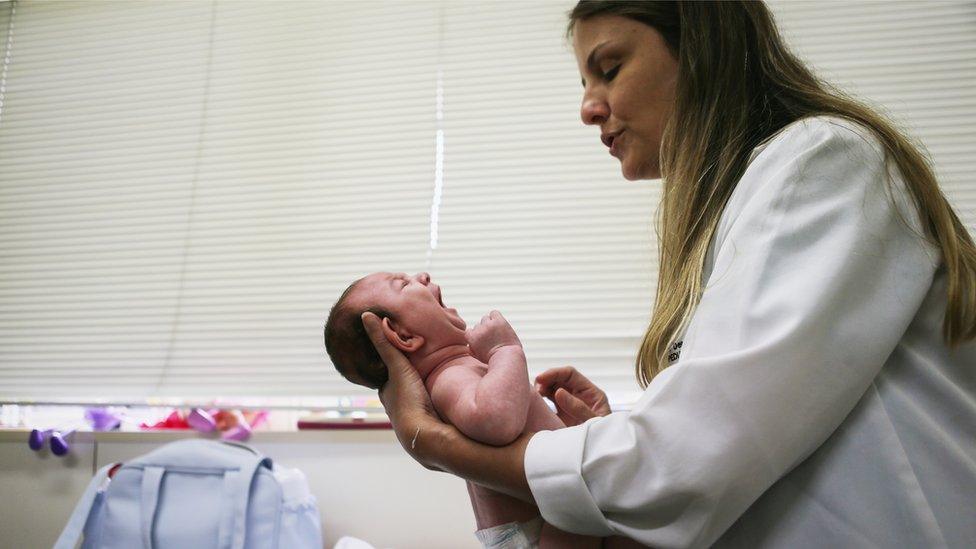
{"left": 572, "top": 15, "right": 679, "bottom": 180}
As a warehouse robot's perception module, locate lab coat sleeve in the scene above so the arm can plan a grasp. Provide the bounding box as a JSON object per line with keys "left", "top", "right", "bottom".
{"left": 524, "top": 118, "right": 940, "bottom": 547}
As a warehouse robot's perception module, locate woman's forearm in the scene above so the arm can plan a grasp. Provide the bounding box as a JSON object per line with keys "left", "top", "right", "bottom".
{"left": 424, "top": 421, "right": 536, "bottom": 502}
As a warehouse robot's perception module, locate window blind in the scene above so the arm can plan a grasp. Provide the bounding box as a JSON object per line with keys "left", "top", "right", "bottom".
{"left": 0, "top": 1, "right": 972, "bottom": 403}
{"left": 0, "top": 1, "right": 443, "bottom": 399}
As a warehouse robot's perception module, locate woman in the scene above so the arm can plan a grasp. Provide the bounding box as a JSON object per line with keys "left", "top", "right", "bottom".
{"left": 362, "top": 1, "right": 976, "bottom": 547}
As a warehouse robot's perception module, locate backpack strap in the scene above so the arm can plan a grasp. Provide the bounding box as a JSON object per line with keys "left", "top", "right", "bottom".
{"left": 53, "top": 463, "right": 116, "bottom": 549}
{"left": 216, "top": 469, "right": 236, "bottom": 549}
{"left": 219, "top": 455, "right": 270, "bottom": 549}
{"left": 140, "top": 466, "right": 165, "bottom": 549}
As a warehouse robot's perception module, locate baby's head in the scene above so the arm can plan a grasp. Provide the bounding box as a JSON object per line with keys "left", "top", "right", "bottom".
{"left": 323, "top": 272, "right": 466, "bottom": 389}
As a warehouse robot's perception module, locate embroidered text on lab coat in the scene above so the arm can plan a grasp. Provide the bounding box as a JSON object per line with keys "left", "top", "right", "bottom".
{"left": 668, "top": 340, "right": 683, "bottom": 364}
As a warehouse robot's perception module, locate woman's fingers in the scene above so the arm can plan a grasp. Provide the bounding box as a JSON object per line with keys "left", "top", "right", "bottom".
{"left": 535, "top": 365, "right": 589, "bottom": 398}
{"left": 362, "top": 312, "right": 442, "bottom": 465}
{"left": 553, "top": 387, "right": 597, "bottom": 425}
{"left": 535, "top": 365, "right": 611, "bottom": 418}
{"left": 361, "top": 312, "right": 414, "bottom": 385}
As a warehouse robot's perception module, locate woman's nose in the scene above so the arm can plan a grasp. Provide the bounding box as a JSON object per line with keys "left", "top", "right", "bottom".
{"left": 415, "top": 272, "right": 431, "bottom": 285}
{"left": 581, "top": 94, "right": 609, "bottom": 126}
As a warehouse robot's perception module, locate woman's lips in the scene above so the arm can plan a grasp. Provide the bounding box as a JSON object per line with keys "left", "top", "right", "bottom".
{"left": 610, "top": 131, "right": 624, "bottom": 158}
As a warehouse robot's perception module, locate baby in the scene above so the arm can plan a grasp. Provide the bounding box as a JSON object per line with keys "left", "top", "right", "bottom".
{"left": 324, "top": 271, "right": 601, "bottom": 548}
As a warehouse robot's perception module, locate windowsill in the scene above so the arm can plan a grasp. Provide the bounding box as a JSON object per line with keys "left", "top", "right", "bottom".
{"left": 0, "top": 427, "right": 397, "bottom": 445}
{"left": 0, "top": 394, "right": 639, "bottom": 446}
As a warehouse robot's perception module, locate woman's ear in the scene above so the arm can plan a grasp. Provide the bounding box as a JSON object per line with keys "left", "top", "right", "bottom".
{"left": 380, "top": 316, "right": 425, "bottom": 353}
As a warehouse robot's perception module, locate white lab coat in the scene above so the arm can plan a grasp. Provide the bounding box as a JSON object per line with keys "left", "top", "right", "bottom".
{"left": 524, "top": 116, "right": 976, "bottom": 548}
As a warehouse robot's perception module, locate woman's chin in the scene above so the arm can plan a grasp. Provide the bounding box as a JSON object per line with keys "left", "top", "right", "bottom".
{"left": 620, "top": 159, "right": 659, "bottom": 181}
{"left": 620, "top": 161, "right": 642, "bottom": 181}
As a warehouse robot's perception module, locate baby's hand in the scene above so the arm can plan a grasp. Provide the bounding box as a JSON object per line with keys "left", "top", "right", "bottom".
{"left": 465, "top": 310, "right": 523, "bottom": 363}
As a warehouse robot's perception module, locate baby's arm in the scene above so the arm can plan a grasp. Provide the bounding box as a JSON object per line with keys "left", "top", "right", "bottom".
{"left": 430, "top": 311, "right": 531, "bottom": 446}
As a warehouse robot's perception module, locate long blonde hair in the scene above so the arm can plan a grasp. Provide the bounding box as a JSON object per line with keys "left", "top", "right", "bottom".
{"left": 567, "top": 1, "right": 976, "bottom": 387}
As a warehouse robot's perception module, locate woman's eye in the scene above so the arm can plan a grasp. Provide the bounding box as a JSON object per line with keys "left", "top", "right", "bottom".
{"left": 604, "top": 65, "right": 620, "bottom": 81}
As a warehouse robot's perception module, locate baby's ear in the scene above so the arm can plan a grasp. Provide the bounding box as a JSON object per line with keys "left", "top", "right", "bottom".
{"left": 380, "top": 317, "right": 425, "bottom": 353}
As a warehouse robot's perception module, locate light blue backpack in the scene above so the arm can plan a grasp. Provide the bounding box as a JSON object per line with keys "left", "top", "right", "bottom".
{"left": 54, "top": 439, "right": 322, "bottom": 549}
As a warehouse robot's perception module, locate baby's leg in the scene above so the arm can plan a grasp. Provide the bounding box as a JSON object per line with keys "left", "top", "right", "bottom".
{"left": 467, "top": 482, "right": 606, "bottom": 548}
{"left": 538, "top": 521, "right": 602, "bottom": 549}
{"left": 466, "top": 481, "right": 539, "bottom": 530}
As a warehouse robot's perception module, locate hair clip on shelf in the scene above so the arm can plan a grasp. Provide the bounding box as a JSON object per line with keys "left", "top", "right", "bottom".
{"left": 27, "top": 427, "right": 76, "bottom": 456}
{"left": 28, "top": 428, "right": 52, "bottom": 451}
{"left": 50, "top": 429, "right": 75, "bottom": 456}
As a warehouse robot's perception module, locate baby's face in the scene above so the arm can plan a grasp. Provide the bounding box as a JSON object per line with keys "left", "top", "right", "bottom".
{"left": 348, "top": 272, "right": 466, "bottom": 346}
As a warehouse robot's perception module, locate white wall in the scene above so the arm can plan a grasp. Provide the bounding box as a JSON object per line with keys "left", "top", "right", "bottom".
{"left": 0, "top": 429, "right": 479, "bottom": 549}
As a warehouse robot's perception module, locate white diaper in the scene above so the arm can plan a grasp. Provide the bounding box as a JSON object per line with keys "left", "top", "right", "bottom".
{"left": 474, "top": 516, "right": 544, "bottom": 549}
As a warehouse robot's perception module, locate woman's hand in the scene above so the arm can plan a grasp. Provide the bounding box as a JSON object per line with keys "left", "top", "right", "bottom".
{"left": 535, "top": 366, "right": 611, "bottom": 426}
{"left": 361, "top": 311, "right": 446, "bottom": 469}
